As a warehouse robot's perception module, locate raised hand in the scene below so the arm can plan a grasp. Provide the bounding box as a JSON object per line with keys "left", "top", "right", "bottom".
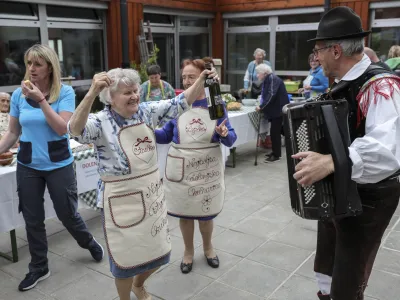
{"left": 88, "top": 72, "right": 113, "bottom": 97}
{"left": 215, "top": 119, "right": 228, "bottom": 138}
{"left": 201, "top": 67, "right": 219, "bottom": 82}
{"left": 21, "top": 81, "right": 44, "bottom": 103}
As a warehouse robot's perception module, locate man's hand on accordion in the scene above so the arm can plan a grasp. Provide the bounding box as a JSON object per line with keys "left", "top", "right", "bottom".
{"left": 292, "top": 152, "right": 335, "bottom": 186}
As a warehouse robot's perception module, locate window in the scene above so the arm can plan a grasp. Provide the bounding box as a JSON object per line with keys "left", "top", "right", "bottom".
{"left": 371, "top": 28, "right": 400, "bottom": 61}
{"left": 226, "top": 32, "right": 270, "bottom": 91}
{"left": 0, "top": 27, "right": 40, "bottom": 87}
{"left": 46, "top": 5, "right": 99, "bottom": 20}
{"left": 0, "top": 2, "right": 37, "bottom": 18}
{"left": 180, "top": 16, "right": 208, "bottom": 27}
{"left": 228, "top": 17, "right": 269, "bottom": 27}
{"left": 48, "top": 29, "right": 104, "bottom": 80}
{"left": 179, "top": 33, "right": 209, "bottom": 63}
{"left": 143, "top": 13, "right": 174, "bottom": 26}
{"left": 275, "top": 31, "right": 317, "bottom": 71}
{"left": 374, "top": 7, "right": 400, "bottom": 19}
{"left": 227, "top": 32, "right": 270, "bottom": 70}
{"left": 278, "top": 13, "right": 322, "bottom": 24}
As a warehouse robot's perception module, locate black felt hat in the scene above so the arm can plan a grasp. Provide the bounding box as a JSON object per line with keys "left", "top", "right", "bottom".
{"left": 308, "top": 6, "right": 371, "bottom": 42}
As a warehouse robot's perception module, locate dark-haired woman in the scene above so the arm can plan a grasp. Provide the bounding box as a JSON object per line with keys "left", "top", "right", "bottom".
{"left": 140, "top": 64, "right": 175, "bottom": 102}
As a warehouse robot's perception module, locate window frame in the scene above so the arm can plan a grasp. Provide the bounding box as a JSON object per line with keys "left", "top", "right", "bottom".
{"left": 0, "top": 2, "right": 107, "bottom": 93}
{"left": 223, "top": 7, "right": 323, "bottom": 90}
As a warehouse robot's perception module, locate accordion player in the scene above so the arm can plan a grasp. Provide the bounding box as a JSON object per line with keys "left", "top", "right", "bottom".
{"left": 283, "top": 95, "right": 362, "bottom": 220}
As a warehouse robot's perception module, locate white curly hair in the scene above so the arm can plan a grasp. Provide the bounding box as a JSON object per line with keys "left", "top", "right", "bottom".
{"left": 99, "top": 68, "right": 141, "bottom": 105}
{"left": 255, "top": 63, "right": 272, "bottom": 75}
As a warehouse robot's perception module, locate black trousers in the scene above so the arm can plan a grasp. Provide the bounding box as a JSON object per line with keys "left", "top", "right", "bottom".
{"left": 270, "top": 117, "right": 282, "bottom": 157}
{"left": 314, "top": 179, "right": 400, "bottom": 300}
{"left": 17, "top": 163, "right": 94, "bottom": 273}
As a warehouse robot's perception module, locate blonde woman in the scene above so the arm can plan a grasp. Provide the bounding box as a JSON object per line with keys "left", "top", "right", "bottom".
{"left": 0, "top": 44, "right": 102, "bottom": 292}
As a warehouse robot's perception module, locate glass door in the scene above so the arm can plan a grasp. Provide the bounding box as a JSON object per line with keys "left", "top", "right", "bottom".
{"left": 153, "top": 33, "right": 175, "bottom": 87}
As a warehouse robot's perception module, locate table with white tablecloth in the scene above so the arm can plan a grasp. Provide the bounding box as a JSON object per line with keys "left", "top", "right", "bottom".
{"left": 0, "top": 145, "right": 99, "bottom": 262}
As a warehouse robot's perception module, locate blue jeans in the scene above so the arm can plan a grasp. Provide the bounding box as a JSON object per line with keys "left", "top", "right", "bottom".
{"left": 17, "top": 163, "right": 94, "bottom": 273}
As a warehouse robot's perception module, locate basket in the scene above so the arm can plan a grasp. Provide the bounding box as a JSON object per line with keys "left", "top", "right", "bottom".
{"left": 284, "top": 81, "right": 301, "bottom": 93}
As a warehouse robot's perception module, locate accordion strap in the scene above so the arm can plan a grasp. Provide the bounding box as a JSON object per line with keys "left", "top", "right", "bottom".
{"left": 321, "top": 105, "right": 357, "bottom": 215}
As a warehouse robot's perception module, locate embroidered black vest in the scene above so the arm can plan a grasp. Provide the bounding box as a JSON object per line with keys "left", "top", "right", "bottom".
{"left": 328, "top": 65, "right": 394, "bottom": 142}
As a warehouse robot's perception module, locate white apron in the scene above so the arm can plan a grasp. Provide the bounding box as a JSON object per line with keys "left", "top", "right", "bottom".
{"left": 102, "top": 122, "right": 171, "bottom": 269}
{"left": 164, "top": 107, "right": 225, "bottom": 218}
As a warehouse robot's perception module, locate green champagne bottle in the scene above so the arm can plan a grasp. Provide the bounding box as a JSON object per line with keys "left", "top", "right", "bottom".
{"left": 204, "top": 63, "right": 224, "bottom": 120}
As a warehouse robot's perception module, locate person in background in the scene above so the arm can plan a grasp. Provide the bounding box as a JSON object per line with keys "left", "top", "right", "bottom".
{"left": 140, "top": 64, "right": 175, "bottom": 102}
{"left": 0, "top": 92, "right": 10, "bottom": 137}
{"left": 364, "top": 47, "right": 392, "bottom": 71}
{"left": 0, "top": 44, "right": 103, "bottom": 292}
{"left": 255, "top": 64, "right": 289, "bottom": 163}
{"left": 68, "top": 66, "right": 219, "bottom": 300}
{"left": 385, "top": 45, "right": 400, "bottom": 75}
{"left": 156, "top": 59, "right": 237, "bottom": 275}
{"left": 243, "top": 48, "right": 272, "bottom": 98}
{"left": 298, "top": 53, "right": 329, "bottom": 99}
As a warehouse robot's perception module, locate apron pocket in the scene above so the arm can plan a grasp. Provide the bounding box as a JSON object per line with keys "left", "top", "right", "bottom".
{"left": 108, "top": 191, "right": 146, "bottom": 228}
{"left": 165, "top": 155, "right": 184, "bottom": 182}
{"left": 17, "top": 141, "right": 32, "bottom": 164}
{"left": 48, "top": 138, "right": 71, "bottom": 162}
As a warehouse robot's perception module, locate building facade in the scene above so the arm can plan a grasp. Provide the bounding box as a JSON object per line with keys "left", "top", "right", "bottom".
{"left": 1, "top": 0, "right": 399, "bottom": 93}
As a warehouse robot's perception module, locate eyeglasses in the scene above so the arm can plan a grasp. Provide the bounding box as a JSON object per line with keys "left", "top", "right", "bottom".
{"left": 312, "top": 45, "right": 332, "bottom": 56}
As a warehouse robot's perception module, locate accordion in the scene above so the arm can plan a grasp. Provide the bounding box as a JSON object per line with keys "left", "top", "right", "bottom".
{"left": 283, "top": 98, "right": 362, "bottom": 220}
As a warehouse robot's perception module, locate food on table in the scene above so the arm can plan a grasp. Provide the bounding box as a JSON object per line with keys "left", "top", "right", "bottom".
{"left": 226, "top": 102, "right": 242, "bottom": 111}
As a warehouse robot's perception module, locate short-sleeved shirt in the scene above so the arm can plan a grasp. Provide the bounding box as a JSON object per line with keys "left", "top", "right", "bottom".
{"left": 10, "top": 84, "right": 75, "bottom": 171}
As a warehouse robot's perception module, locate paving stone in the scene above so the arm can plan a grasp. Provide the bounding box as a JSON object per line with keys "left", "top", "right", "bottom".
{"left": 373, "top": 248, "right": 400, "bottom": 276}
{"left": 212, "top": 230, "right": 265, "bottom": 257}
{"left": 268, "top": 274, "right": 317, "bottom": 300}
{"left": 218, "top": 259, "right": 289, "bottom": 298}
{"left": 146, "top": 264, "right": 213, "bottom": 300}
{"left": 50, "top": 270, "right": 117, "bottom": 300}
{"left": 192, "top": 281, "right": 263, "bottom": 300}
{"left": 248, "top": 241, "right": 312, "bottom": 272}
{"left": 232, "top": 216, "right": 288, "bottom": 240}
{"left": 271, "top": 223, "right": 317, "bottom": 251}
{"left": 384, "top": 231, "right": 400, "bottom": 251}
{"left": 365, "top": 269, "right": 400, "bottom": 300}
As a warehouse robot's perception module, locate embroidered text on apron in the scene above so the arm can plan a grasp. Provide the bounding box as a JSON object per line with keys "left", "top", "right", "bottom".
{"left": 102, "top": 122, "right": 171, "bottom": 269}
{"left": 164, "top": 107, "right": 225, "bottom": 218}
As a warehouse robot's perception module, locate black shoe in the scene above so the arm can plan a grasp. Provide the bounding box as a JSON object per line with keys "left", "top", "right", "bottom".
{"left": 264, "top": 152, "right": 273, "bottom": 158}
{"left": 317, "top": 291, "right": 331, "bottom": 300}
{"left": 18, "top": 269, "right": 50, "bottom": 291}
{"left": 205, "top": 255, "right": 219, "bottom": 268}
{"left": 88, "top": 238, "right": 104, "bottom": 262}
{"left": 180, "top": 261, "right": 193, "bottom": 274}
{"left": 265, "top": 155, "right": 280, "bottom": 163}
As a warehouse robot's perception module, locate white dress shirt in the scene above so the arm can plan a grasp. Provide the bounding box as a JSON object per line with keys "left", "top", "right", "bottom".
{"left": 341, "top": 54, "right": 400, "bottom": 184}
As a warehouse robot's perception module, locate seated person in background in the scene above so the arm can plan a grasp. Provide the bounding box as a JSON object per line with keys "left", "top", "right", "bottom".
{"left": 385, "top": 45, "right": 400, "bottom": 76}
{"left": 0, "top": 92, "right": 10, "bottom": 137}
{"left": 298, "top": 53, "right": 329, "bottom": 99}
{"left": 364, "top": 47, "right": 392, "bottom": 71}
{"left": 255, "top": 64, "right": 289, "bottom": 163}
{"left": 140, "top": 64, "right": 176, "bottom": 102}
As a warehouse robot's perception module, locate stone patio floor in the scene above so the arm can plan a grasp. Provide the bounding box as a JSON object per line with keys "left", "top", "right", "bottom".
{"left": 1, "top": 142, "right": 399, "bottom": 300}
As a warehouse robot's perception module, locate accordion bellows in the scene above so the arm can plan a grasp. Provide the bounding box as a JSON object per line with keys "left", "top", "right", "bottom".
{"left": 283, "top": 99, "right": 362, "bottom": 220}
